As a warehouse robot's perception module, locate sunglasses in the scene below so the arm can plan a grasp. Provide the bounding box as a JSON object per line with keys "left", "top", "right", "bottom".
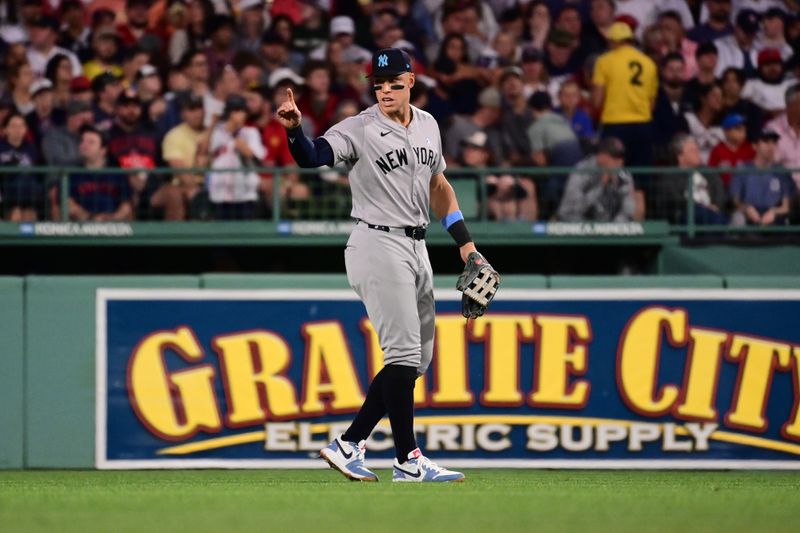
{"left": 373, "top": 84, "right": 405, "bottom": 91}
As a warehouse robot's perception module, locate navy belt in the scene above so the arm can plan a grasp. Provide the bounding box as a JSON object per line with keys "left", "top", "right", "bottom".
{"left": 359, "top": 220, "right": 427, "bottom": 240}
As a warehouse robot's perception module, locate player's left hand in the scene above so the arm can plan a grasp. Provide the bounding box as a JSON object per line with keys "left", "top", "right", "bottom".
{"left": 456, "top": 251, "right": 500, "bottom": 319}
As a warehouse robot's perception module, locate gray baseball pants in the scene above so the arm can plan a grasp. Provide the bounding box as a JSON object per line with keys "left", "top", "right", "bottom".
{"left": 344, "top": 221, "right": 435, "bottom": 376}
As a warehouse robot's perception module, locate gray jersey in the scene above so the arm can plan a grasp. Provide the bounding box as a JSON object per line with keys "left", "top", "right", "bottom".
{"left": 322, "top": 104, "right": 446, "bottom": 227}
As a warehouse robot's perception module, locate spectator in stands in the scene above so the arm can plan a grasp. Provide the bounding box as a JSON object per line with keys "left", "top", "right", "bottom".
{"left": 83, "top": 10, "right": 117, "bottom": 63}
{"left": 519, "top": 46, "right": 548, "bottom": 100}
{"left": 200, "top": 94, "right": 266, "bottom": 220}
{"left": 42, "top": 99, "right": 93, "bottom": 170}
{"left": 688, "top": 0, "right": 734, "bottom": 43}
{"left": 259, "top": 29, "right": 299, "bottom": 82}
{"left": 553, "top": 5, "right": 586, "bottom": 62}
{"left": 614, "top": 0, "right": 657, "bottom": 39}
{"left": 109, "top": 89, "right": 182, "bottom": 221}
{"left": 26, "top": 15, "right": 81, "bottom": 79}
{"left": 162, "top": 94, "right": 207, "bottom": 219}
{"left": 544, "top": 28, "right": 582, "bottom": 90}
{"left": 45, "top": 54, "right": 73, "bottom": 112}
{"left": 295, "top": 60, "right": 339, "bottom": 137}
{"left": 557, "top": 137, "right": 636, "bottom": 222}
{"left": 177, "top": 50, "right": 215, "bottom": 127}
{"left": 204, "top": 15, "right": 237, "bottom": 82}
{"left": 9, "top": 0, "right": 44, "bottom": 34}
{"left": 237, "top": 0, "right": 268, "bottom": 55}
{"left": 69, "top": 76, "right": 93, "bottom": 106}
{"left": 92, "top": 72, "right": 123, "bottom": 132}
{"left": 445, "top": 87, "right": 503, "bottom": 167}
{"left": 0, "top": 27, "right": 29, "bottom": 91}
{"left": 499, "top": 4, "right": 525, "bottom": 43}
{"left": 168, "top": 0, "right": 207, "bottom": 65}
{"left": 120, "top": 47, "right": 151, "bottom": 91}
{"left": 25, "top": 78, "right": 54, "bottom": 147}
{"left": 135, "top": 64, "right": 162, "bottom": 110}
{"left": 309, "top": 16, "right": 371, "bottom": 65}
{"left": 684, "top": 42, "right": 719, "bottom": 110}
{"left": 755, "top": 8, "right": 793, "bottom": 61}
{"left": 766, "top": 84, "right": 800, "bottom": 191}
{"left": 658, "top": 10, "right": 698, "bottom": 79}
{"left": 8, "top": 61, "right": 34, "bottom": 115}
{"left": 709, "top": 113, "right": 756, "bottom": 187}
{"left": 653, "top": 52, "right": 691, "bottom": 162}
{"left": 741, "top": 48, "right": 795, "bottom": 115}
{"left": 720, "top": 67, "right": 764, "bottom": 140}
{"left": 498, "top": 66, "right": 534, "bottom": 167}
{"left": 83, "top": 28, "right": 123, "bottom": 81}
{"left": 291, "top": 0, "right": 329, "bottom": 56}
{"left": 592, "top": 21, "right": 657, "bottom": 220}
{"left": 685, "top": 82, "right": 725, "bottom": 163}
{"left": 206, "top": 65, "right": 242, "bottom": 126}
{"left": 0, "top": 112, "right": 41, "bottom": 221}
{"left": 117, "top": 0, "right": 162, "bottom": 54}
{"left": 713, "top": 9, "right": 760, "bottom": 78}
{"left": 523, "top": 1, "right": 551, "bottom": 50}
{"left": 431, "top": 33, "right": 481, "bottom": 115}
{"left": 731, "top": 128, "right": 792, "bottom": 226}
{"left": 456, "top": 130, "right": 536, "bottom": 222}
{"left": 662, "top": 133, "right": 728, "bottom": 224}
{"left": 67, "top": 126, "right": 133, "bottom": 222}
{"left": 557, "top": 79, "right": 595, "bottom": 147}
{"left": 56, "top": 0, "right": 88, "bottom": 59}
{"left": 527, "top": 90, "right": 583, "bottom": 216}
{"left": 582, "top": 0, "right": 615, "bottom": 54}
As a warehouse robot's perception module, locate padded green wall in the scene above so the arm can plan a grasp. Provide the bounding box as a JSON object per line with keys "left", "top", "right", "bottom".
{"left": 6, "top": 272, "right": 798, "bottom": 469}
{"left": 24, "top": 276, "right": 199, "bottom": 468}
{"left": 0, "top": 278, "right": 24, "bottom": 468}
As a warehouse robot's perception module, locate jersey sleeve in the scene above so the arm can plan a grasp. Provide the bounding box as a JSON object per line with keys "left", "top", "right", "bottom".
{"left": 433, "top": 121, "right": 446, "bottom": 175}
{"left": 322, "top": 116, "right": 361, "bottom": 166}
{"left": 646, "top": 58, "right": 658, "bottom": 103}
{"left": 592, "top": 54, "right": 608, "bottom": 87}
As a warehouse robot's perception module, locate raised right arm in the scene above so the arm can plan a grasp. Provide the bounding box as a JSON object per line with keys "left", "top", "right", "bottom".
{"left": 276, "top": 88, "right": 334, "bottom": 168}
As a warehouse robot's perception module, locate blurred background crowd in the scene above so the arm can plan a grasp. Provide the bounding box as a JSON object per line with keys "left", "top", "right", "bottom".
{"left": 0, "top": 0, "right": 799, "bottom": 225}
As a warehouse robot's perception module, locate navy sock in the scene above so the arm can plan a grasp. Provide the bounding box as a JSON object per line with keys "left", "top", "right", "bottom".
{"left": 342, "top": 367, "right": 387, "bottom": 443}
{"left": 381, "top": 364, "right": 418, "bottom": 463}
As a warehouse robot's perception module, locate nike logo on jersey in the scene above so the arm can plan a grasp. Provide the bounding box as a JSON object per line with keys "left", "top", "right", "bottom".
{"left": 395, "top": 466, "right": 422, "bottom": 478}
{"left": 288, "top": 137, "right": 295, "bottom": 144}
{"left": 380, "top": 130, "right": 391, "bottom": 137}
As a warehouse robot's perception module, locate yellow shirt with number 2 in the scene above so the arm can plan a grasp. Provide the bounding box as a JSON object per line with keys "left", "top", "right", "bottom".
{"left": 593, "top": 44, "right": 658, "bottom": 124}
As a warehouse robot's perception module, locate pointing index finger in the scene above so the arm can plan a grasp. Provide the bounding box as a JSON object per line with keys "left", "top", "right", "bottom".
{"left": 286, "top": 88, "right": 295, "bottom": 104}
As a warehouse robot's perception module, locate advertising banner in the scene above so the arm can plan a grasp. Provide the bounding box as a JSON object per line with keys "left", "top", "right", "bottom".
{"left": 96, "top": 289, "right": 800, "bottom": 469}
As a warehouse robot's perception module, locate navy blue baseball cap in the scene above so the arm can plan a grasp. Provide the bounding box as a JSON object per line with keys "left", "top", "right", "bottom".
{"left": 370, "top": 47, "right": 413, "bottom": 78}
{"left": 721, "top": 113, "right": 745, "bottom": 129}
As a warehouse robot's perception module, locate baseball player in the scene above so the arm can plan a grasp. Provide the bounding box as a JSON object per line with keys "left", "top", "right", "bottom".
{"left": 276, "top": 48, "right": 498, "bottom": 482}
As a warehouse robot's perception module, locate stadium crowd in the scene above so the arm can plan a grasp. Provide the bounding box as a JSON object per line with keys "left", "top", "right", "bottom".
{"left": 0, "top": 0, "right": 799, "bottom": 225}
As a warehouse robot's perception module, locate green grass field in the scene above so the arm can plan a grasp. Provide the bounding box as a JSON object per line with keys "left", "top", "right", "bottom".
{"left": 1, "top": 470, "right": 799, "bottom": 533}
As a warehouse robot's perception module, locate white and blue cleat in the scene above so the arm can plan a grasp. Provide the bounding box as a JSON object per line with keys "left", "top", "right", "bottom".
{"left": 392, "top": 448, "right": 465, "bottom": 483}
{"left": 319, "top": 436, "right": 379, "bottom": 482}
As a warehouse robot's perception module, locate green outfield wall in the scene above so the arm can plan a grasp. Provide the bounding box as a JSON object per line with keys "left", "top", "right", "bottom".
{"left": 0, "top": 273, "right": 797, "bottom": 469}
{"left": 0, "top": 278, "right": 24, "bottom": 468}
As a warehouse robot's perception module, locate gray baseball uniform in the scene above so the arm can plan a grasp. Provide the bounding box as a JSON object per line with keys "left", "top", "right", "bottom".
{"left": 322, "top": 103, "right": 446, "bottom": 375}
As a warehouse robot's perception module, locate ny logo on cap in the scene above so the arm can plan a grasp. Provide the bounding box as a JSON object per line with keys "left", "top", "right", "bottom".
{"left": 378, "top": 54, "right": 388, "bottom": 67}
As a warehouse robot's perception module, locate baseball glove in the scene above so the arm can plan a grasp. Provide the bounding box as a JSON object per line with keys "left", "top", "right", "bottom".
{"left": 456, "top": 252, "right": 500, "bottom": 319}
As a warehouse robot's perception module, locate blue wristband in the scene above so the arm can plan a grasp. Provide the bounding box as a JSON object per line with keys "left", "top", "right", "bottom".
{"left": 442, "top": 210, "right": 464, "bottom": 230}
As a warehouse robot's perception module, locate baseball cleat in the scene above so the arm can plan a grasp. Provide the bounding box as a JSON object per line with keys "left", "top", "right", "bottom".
{"left": 319, "top": 436, "right": 379, "bottom": 482}
{"left": 392, "top": 448, "right": 465, "bottom": 482}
